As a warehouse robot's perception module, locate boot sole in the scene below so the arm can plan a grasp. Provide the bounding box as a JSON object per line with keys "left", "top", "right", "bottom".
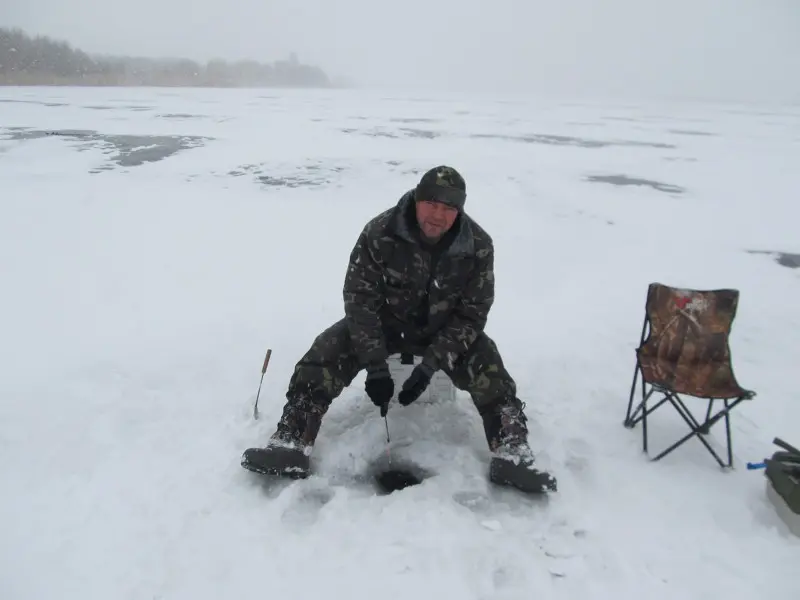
{"left": 490, "top": 457, "right": 557, "bottom": 494}
{"left": 241, "top": 446, "right": 310, "bottom": 479}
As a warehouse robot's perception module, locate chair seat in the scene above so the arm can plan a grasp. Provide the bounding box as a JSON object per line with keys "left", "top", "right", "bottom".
{"left": 637, "top": 351, "right": 754, "bottom": 400}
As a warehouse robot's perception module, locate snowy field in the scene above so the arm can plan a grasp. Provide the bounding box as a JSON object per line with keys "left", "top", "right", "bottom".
{"left": 1, "top": 86, "right": 798, "bottom": 599}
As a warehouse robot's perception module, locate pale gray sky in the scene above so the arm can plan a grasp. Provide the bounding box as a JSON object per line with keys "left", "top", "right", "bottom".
{"left": 2, "top": 0, "right": 799, "bottom": 102}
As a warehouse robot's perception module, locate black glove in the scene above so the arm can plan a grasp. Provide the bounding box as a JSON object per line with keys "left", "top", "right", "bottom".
{"left": 365, "top": 362, "right": 394, "bottom": 416}
{"left": 398, "top": 362, "right": 436, "bottom": 406}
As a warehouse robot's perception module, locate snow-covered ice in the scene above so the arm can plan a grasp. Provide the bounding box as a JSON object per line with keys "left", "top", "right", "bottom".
{"left": 1, "top": 86, "right": 798, "bottom": 599}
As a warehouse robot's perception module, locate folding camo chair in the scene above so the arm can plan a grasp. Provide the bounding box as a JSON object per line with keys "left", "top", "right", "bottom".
{"left": 624, "top": 282, "right": 756, "bottom": 467}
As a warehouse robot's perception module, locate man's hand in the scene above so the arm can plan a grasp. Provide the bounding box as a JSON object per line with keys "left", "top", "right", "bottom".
{"left": 365, "top": 361, "right": 394, "bottom": 416}
{"left": 398, "top": 362, "right": 436, "bottom": 406}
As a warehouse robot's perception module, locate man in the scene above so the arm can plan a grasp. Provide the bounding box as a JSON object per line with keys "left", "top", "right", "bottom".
{"left": 241, "top": 166, "right": 557, "bottom": 494}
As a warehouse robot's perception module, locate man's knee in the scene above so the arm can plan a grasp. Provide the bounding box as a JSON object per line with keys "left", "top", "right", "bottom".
{"left": 301, "top": 319, "right": 352, "bottom": 361}
{"left": 447, "top": 333, "right": 517, "bottom": 413}
{"left": 288, "top": 318, "right": 361, "bottom": 402}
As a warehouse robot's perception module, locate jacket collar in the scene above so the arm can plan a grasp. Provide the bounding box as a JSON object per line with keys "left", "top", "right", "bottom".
{"left": 386, "top": 189, "right": 475, "bottom": 257}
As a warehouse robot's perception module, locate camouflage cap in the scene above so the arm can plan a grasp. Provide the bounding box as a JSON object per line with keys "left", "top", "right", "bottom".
{"left": 415, "top": 165, "right": 467, "bottom": 211}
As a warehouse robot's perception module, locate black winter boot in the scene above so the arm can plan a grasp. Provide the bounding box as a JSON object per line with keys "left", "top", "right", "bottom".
{"left": 241, "top": 396, "right": 325, "bottom": 479}
{"left": 482, "top": 397, "right": 557, "bottom": 494}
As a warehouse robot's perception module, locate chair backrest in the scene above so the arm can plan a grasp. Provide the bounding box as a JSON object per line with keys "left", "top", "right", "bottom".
{"left": 637, "top": 282, "right": 747, "bottom": 398}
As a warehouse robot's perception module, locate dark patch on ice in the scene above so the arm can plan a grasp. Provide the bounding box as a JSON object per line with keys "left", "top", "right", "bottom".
{"left": 663, "top": 156, "right": 698, "bottom": 163}
{"left": 469, "top": 132, "right": 675, "bottom": 149}
{"left": 0, "top": 128, "right": 208, "bottom": 169}
{"left": 668, "top": 129, "right": 715, "bottom": 136}
{"left": 0, "top": 98, "right": 68, "bottom": 107}
{"left": 777, "top": 254, "right": 800, "bottom": 269}
{"left": 400, "top": 128, "right": 440, "bottom": 139}
{"left": 746, "top": 250, "right": 800, "bottom": 269}
{"left": 156, "top": 113, "right": 206, "bottom": 119}
{"left": 257, "top": 175, "right": 325, "bottom": 187}
{"left": 83, "top": 104, "right": 153, "bottom": 112}
{"left": 340, "top": 127, "right": 442, "bottom": 140}
{"left": 228, "top": 161, "right": 348, "bottom": 188}
{"left": 372, "top": 131, "right": 400, "bottom": 138}
{"left": 585, "top": 174, "right": 685, "bottom": 194}
{"left": 340, "top": 127, "right": 399, "bottom": 139}
{"left": 390, "top": 117, "right": 439, "bottom": 124}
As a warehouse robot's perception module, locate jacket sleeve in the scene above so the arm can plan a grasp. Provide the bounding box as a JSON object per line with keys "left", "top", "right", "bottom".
{"left": 423, "top": 244, "right": 495, "bottom": 371}
{"left": 342, "top": 225, "right": 389, "bottom": 367}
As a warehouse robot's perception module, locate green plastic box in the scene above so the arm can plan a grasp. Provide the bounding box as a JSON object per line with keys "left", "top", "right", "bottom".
{"left": 764, "top": 439, "right": 800, "bottom": 537}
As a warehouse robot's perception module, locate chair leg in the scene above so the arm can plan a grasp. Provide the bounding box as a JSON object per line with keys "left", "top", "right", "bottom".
{"left": 712, "top": 397, "right": 741, "bottom": 467}
{"left": 624, "top": 363, "right": 641, "bottom": 427}
{"left": 649, "top": 392, "right": 744, "bottom": 468}
{"left": 625, "top": 315, "right": 649, "bottom": 427}
{"left": 626, "top": 380, "right": 668, "bottom": 456}
{"left": 641, "top": 373, "right": 649, "bottom": 454}
{"left": 698, "top": 400, "right": 714, "bottom": 434}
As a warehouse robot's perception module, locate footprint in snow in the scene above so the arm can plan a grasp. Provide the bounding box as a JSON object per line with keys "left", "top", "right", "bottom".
{"left": 452, "top": 490, "right": 492, "bottom": 514}
{"left": 492, "top": 565, "right": 515, "bottom": 588}
{"left": 280, "top": 484, "right": 335, "bottom": 528}
{"left": 563, "top": 437, "right": 592, "bottom": 476}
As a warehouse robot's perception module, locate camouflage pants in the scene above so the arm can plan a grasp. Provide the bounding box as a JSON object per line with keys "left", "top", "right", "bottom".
{"left": 275, "top": 318, "right": 526, "bottom": 448}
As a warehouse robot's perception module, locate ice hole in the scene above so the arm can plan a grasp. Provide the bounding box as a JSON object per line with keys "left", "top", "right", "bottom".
{"left": 374, "top": 468, "right": 423, "bottom": 494}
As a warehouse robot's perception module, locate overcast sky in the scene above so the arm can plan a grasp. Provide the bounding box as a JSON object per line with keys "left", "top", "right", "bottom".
{"left": 2, "top": 0, "right": 799, "bottom": 102}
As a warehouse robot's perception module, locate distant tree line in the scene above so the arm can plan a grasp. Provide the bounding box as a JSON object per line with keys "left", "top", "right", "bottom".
{"left": 0, "top": 27, "right": 332, "bottom": 88}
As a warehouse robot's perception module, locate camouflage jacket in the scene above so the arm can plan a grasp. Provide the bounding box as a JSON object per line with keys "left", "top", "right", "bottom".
{"left": 342, "top": 189, "right": 495, "bottom": 371}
